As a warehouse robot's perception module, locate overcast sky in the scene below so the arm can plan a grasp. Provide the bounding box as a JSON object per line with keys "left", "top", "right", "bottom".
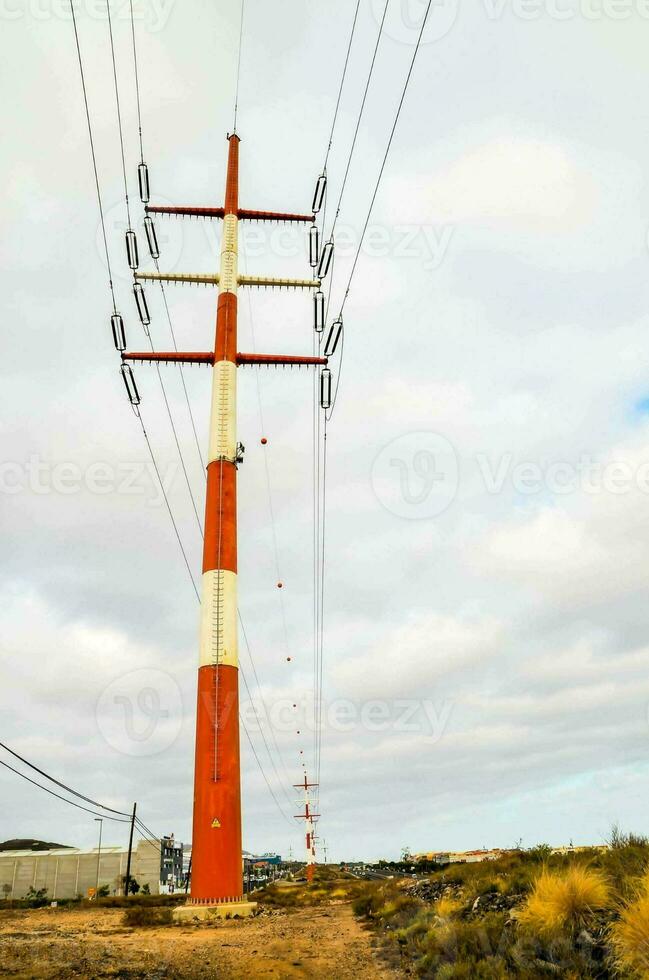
{"left": 2, "top": 0, "right": 649, "bottom": 863}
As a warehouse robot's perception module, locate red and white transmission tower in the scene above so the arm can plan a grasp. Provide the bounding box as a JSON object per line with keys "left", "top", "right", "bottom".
{"left": 294, "top": 773, "right": 319, "bottom": 884}
{"left": 123, "top": 134, "right": 326, "bottom": 906}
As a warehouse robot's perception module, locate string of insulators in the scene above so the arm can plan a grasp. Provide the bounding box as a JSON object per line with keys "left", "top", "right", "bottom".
{"left": 144, "top": 215, "right": 160, "bottom": 259}
{"left": 111, "top": 313, "right": 126, "bottom": 352}
{"left": 320, "top": 368, "right": 332, "bottom": 410}
{"left": 313, "top": 291, "right": 325, "bottom": 333}
{"left": 324, "top": 316, "right": 343, "bottom": 357}
{"left": 133, "top": 281, "right": 150, "bottom": 327}
{"left": 318, "top": 240, "right": 334, "bottom": 280}
{"left": 138, "top": 162, "right": 150, "bottom": 204}
{"left": 312, "top": 174, "right": 326, "bottom": 215}
{"left": 121, "top": 362, "right": 141, "bottom": 406}
{"left": 309, "top": 225, "right": 319, "bottom": 269}
{"left": 126, "top": 230, "right": 139, "bottom": 271}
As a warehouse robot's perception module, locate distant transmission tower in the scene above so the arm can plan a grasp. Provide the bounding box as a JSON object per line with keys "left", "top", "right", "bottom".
{"left": 294, "top": 773, "right": 319, "bottom": 883}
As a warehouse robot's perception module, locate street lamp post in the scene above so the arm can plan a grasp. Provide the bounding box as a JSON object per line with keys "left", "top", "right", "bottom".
{"left": 94, "top": 818, "right": 103, "bottom": 899}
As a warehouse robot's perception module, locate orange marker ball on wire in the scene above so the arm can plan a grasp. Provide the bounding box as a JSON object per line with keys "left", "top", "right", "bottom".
{"left": 261, "top": 437, "right": 267, "bottom": 445}
{"left": 277, "top": 582, "right": 283, "bottom": 589}
{"left": 286, "top": 657, "right": 291, "bottom": 662}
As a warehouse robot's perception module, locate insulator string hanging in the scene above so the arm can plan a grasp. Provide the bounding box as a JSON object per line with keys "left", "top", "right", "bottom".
{"left": 317, "top": 240, "right": 334, "bottom": 280}
{"left": 133, "top": 281, "right": 150, "bottom": 327}
{"left": 324, "top": 316, "right": 343, "bottom": 357}
{"left": 313, "top": 290, "right": 325, "bottom": 333}
{"left": 111, "top": 313, "right": 126, "bottom": 351}
{"left": 144, "top": 215, "right": 160, "bottom": 259}
{"left": 126, "top": 230, "right": 139, "bottom": 270}
{"left": 121, "top": 362, "right": 141, "bottom": 406}
{"left": 312, "top": 174, "right": 326, "bottom": 215}
{"left": 309, "top": 224, "right": 320, "bottom": 268}
{"left": 138, "top": 162, "right": 150, "bottom": 204}
{"left": 320, "top": 368, "right": 332, "bottom": 410}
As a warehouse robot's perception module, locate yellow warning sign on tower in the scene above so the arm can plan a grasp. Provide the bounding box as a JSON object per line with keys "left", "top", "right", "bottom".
{"left": 211, "top": 818, "right": 221, "bottom": 828}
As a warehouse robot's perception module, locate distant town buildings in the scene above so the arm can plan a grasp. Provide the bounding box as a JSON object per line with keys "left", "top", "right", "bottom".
{"left": 0, "top": 838, "right": 178, "bottom": 900}
{"left": 412, "top": 849, "right": 503, "bottom": 866}
{"left": 159, "top": 835, "right": 184, "bottom": 894}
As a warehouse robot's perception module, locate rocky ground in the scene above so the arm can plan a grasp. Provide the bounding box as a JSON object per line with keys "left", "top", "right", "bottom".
{"left": 0, "top": 902, "right": 397, "bottom": 979}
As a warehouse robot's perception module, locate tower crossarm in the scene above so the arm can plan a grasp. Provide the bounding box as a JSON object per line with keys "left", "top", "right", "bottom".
{"left": 135, "top": 271, "right": 220, "bottom": 286}
{"left": 122, "top": 352, "right": 326, "bottom": 368}
{"left": 145, "top": 205, "right": 313, "bottom": 223}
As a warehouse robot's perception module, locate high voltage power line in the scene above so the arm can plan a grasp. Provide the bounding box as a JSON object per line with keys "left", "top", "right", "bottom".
{"left": 67, "top": 1, "right": 302, "bottom": 833}
{"left": 62, "top": 0, "right": 434, "bottom": 888}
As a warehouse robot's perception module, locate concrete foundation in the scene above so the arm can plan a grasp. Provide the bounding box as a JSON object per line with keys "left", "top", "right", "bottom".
{"left": 173, "top": 901, "right": 257, "bottom": 923}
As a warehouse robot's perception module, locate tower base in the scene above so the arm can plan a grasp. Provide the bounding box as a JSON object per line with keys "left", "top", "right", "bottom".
{"left": 173, "top": 901, "right": 257, "bottom": 923}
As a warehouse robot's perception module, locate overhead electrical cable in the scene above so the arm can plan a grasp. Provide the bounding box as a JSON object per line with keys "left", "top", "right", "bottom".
{"left": 328, "top": 0, "right": 390, "bottom": 240}
{"left": 107, "top": 0, "right": 204, "bottom": 537}
{"left": 0, "top": 739, "right": 130, "bottom": 817}
{"left": 242, "top": 720, "right": 293, "bottom": 826}
{"left": 233, "top": 0, "right": 246, "bottom": 132}
{"left": 322, "top": 0, "right": 362, "bottom": 173}
{"left": 106, "top": 0, "right": 133, "bottom": 230}
{"left": 238, "top": 654, "right": 294, "bottom": 813}
{"left": 240, "top": 241, "right": 296, "bottom": 672}
{"left": 154, "top": 265, "right": 206, "bottom": 472}
{"left": 128, "top": 0, "right": 144, "bottom": 164}
{"left": 0, "top": 759, "right": 130, "bottom": 824}
{"left": 72, "top": 0, "right": 304, "bottom": 833}
{"left": 137, "top": 413, "right": 201, "bottom": 600}
{"left": 69, "top": 0, "right": 117, "bottom": 314}
{"left": 315, "top": 418, "right": 328, "bottom": 789}
{"left": 126, "top": 0, "right": 205, "bottom": 475}
{"left": 238, "top": 610, "right": 295, "bottom": 793}
{"left": 331, "top": 0, "right": 435, "bottom": 419}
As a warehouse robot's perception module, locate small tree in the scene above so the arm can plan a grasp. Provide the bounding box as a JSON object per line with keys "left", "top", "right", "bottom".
{"left": 120, "top": 876, "right": 141, "bottom": 895}
{"left": 24, "top": 886, "right": 48, "bottom": 908}
{"left": 97, "top": 885, "right": 110, "bottom": 898}
{"left": 141, "top": 883, "right": 150, "bottom": 895}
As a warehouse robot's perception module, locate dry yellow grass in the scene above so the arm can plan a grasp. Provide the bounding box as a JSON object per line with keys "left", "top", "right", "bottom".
{"left": 515, "top": 866, "right": 610, "bottom": 936}
{"left": 434, "top": 895, "right": 462, "bottom": 919}
{"left": 609, "top": 875, "right": 649, "bottom": 976}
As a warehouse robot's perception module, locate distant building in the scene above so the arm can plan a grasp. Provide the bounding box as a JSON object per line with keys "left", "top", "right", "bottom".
{"left": 412, "top": 849, "right": 503, "bottom": 866}
{"left": 0, "top": 838, "right": 178, "bottom": 900}
{"left": 159, "top": 835, "right": 184, "bottom": 894}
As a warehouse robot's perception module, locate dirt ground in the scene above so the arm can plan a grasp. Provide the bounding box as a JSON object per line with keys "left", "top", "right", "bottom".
{"left": 0, "top": 903, "right": 397, "bottom": 979}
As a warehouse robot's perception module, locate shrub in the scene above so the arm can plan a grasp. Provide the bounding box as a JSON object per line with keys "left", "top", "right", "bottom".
{"left": 609, "top": 875, "right": 649, "bottom": 977}
{"left": 123, "top": 905, "right": 173, "bottom": 928}
{"left": 515, "top": 867, "right": 610, "bottom": 937}
{"left": 417, "top": 913, "right": 509, "bottom": 976}
{"left": 24, "top": 886, "right": 48, "bottom": 908}
{"left": 435, "top": 895, "right": 462, "bottom": 920}
{"left": 352, "top": 886, "right": 384, "bottom": 918}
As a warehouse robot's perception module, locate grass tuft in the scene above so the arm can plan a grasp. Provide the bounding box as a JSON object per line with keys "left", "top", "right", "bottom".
{"left": 515, "top": 866, "right": 610, "bottom": 937}
{"left": 609, "top": 874, "right": 649, "bottom": 977}
{"left": 123, "top": 905, "right": 173, "bottom": 928}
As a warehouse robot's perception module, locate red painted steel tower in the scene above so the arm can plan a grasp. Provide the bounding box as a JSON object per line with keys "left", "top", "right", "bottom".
{"left": 123, "top": 135, "right": 326, "bottom": 905}
{"left": 193, "top": 133, "right": 243, "bottom": 903}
